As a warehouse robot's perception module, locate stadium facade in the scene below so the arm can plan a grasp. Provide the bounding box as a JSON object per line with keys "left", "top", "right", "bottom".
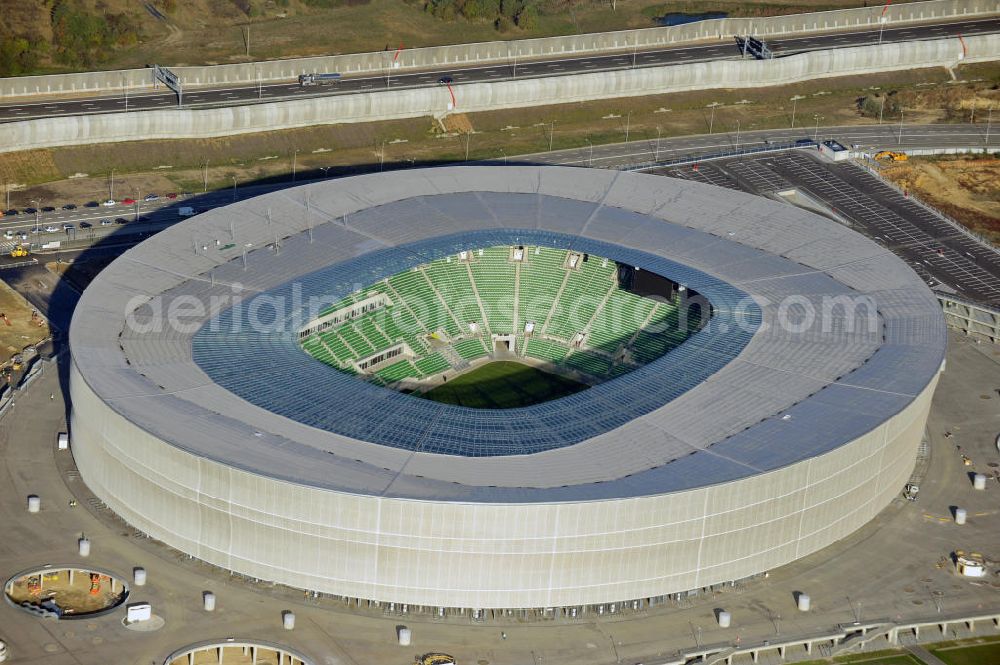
{"left": 69, "top": 166, "right": 945, "bottom": 612}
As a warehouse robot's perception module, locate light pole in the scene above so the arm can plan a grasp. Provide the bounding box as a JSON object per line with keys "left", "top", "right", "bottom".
{"left": 292, "top": 149, "right": 299, "bottom": 182}
{"left": 379, "top": 140, "right": 386, "bottom": 171}
{"left": 30, "top": 199, "right": 39, "bottom": 233}
{"left": 707, "top": 102, "right": 720, "bottom": 134}
{"left": 132, "top": 188, "right": 140, "bottom": 222}
{"left": 548, "top": 121, "right": 555, "bottom": 152}
{"left": 256, "top": 66, "right": 262, "bottom": 99}
{"left": 203, "top": 160, "right": 209, "bottom": 192}
{"left": 122, "top": 75, "right": 129, "bottom": 113}
{"left": 465, "top": 132, "right": 471, "bottom": 161}
{"left": 624, "top": 112, "right": 631, "bottom": 144}
{"left": 790, "top": 94, "right": 805, "bottom": 128}
{"left": 232, "top": 176, "right": 238, "bottom": 203}
{"left": 109, "top": 169, "right": 115, "bottom": 201}
{"left": 813, "top": 114, "right": 823, "bottom": 142}
{"left": 878, "top": 95, "right": 885, "bottom": 125}
{"left": 585, "top": 138, "right": 593, "bottom": 166}
{"left": 898, "top": 108, "right": 904, "bottom": 145}
{"left": 735, "top": 119, "right": 741, "bottom": 153}
{"left": 655, "top": 125, "right": 661, "bottom": 162}
{"left": 320, "top": 166, "right": 331, "bottom": 178}
{"left": 3, "top": 181, "right": 8, "bottom": 211}
{"left": 987, "top": 106, "right": 993, "bottom": 145}
{"left": 500, "top": 148, "right": 507, "bottom": 165}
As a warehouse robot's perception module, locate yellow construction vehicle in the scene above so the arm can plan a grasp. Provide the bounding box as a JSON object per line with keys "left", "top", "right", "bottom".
{"left": 9, "top": 245, "right": 29, "bottom": 258}
{"left": 417, "top": 654, "right": 457, "bottom": 665}
{"left": 874, "top": 150, "right": 908, "bottom": 162}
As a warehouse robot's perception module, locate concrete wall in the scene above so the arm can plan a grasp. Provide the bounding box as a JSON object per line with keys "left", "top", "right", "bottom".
{"left": 0, "top": 0, "right": 993, "bottom": 98}
{"left": 3, "top": 34, "right": 996, "bottom": 154}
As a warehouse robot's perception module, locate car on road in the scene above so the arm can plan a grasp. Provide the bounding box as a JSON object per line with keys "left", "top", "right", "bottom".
{"left": 165, "top": 193, "right": 178, "bottom": 199}
{"left": 438, "top": 76, "right": 453, "bottom": 84}
{"left": 62, "top": 224, "right": 75, "bottom": 231}
{"left": 122, "top": 198, "right": 137, "bottom": 205}
{"left": 17, "top": 232, "right": 27, "bottom": 241}
{"left": 144, "top": 193, "right": 159, "bottom": 201}
{"left": 63, "top": 203, "right": 77, "bottom": 210}
{"left": 99, "top": 218, "right": 112, "bottom": 226}
{"left": 114, "top": 217, "right": 128, "bottom": 224}
{"left": 3, "top": 210, "right": 16, "bottom": 216}
{"left": 102, "top": 199, "right": 116, "bottom": 207}
{"left": 44, "top": 225, "right": 59, "bottom": 233}
{"left": 79, "top": 221, "right": 92, "bottom": 229}
{"left": 3, "top": 231, "right": 13, "bottom": 240}
{"left": 24, "top": 207, "right": 37, "bottom": 214}
{"left": 42, "top": 206, "right": 55, "bottom": 212}
{"left": 84, "top": 201, "right": 99, "bottom": 208}
{"left": 30, "top": 227, "right": 40, "bottom": 234}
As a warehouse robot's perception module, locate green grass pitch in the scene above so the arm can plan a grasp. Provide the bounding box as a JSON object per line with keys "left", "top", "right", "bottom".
{"left": 421, "top": 361, "right": 588, "bottom": 409}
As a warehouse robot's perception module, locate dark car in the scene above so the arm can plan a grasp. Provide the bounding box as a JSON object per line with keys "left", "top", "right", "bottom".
{"left": 23, "top": 207, "right": 37, "bottom": 214}
{"left": 3, "top": 209, "right": 17, "bottom": 216}
{"left": 438, "top": 76, "right": 453, "bottom": 85}
{"left": 115, "top": 217, "right": 128, "bottom": 224}
{"left": 84, "top": 201, "right": 99, "bottom": 208}
{"left": 79, "top": 221, "right": 92, "bottom": 229}
{"left": 42, "top": 206, "right": 55, "bottom": 212}
{"left": 62, "top": 203, "right": 77, "bottom": 210}
{"left": 165, "top": 192, "right": 178, "bottom": 200}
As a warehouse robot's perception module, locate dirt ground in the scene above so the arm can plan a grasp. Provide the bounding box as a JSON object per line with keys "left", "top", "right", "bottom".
{"left": 0, "top": 278, "right": 49, "bottom": 364}
{"left": 881, "top": 157, "right": 1000, "bottom": 243}
{"left": 5, "top": 568, "right": 126, "bottom": 616}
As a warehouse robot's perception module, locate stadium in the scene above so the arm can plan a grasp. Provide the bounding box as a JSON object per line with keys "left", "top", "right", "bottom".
{"left": 68, "top": 165, "right": 945, "bottom": 612}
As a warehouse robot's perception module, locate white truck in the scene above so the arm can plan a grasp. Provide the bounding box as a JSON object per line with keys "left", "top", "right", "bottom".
{"left": 178, "top": 206, "right": 196, "bottom": 217}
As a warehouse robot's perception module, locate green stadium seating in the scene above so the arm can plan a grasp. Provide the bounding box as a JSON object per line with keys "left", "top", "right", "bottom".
{"left": 524, "top": 338, "right": 568, "bottom": 364}
{"left": 469, "top": 247, "right": 516, "bottom": 334}
{"left": 454, "top": 338, "right": 489, "bottom": 361}
{"left": 300, "top": 246, "right": 699, "bottom": 385}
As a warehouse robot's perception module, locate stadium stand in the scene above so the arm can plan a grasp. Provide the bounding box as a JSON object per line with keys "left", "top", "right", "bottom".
{"left": 300, "top": 246, "right": 699, "bottom": 388}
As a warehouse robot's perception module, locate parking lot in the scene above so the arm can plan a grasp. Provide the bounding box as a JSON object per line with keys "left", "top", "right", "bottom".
{"left": 654, "top": 151, "right": 1000, "bottom": 306}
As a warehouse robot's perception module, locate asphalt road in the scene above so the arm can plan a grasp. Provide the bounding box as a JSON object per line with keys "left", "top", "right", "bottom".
{"left": 1, "top": 17, "right": 997, "bottom": 122}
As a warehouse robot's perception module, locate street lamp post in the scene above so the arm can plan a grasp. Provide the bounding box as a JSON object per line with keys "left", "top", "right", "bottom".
{"left": 655, "top": 126, "right": 661, "bottom": 162}
{"left": 292, "top": 149, "right": 299, "bottom": 182}
{"left": 707, "top": 103, "right": 720, "bottom": 134}
{"left": 123, "top": 75, "right": 129, "bottom": 113}
{"left": 790, "top": 94, "right": 805, "bottom": 128}
{"left": 109, "top": 169, "right": 115, "bottom": 202}
{"left": 203, "top": 160, "right": 209, "bottom": 193}
{"left": 735, "top": 119, "right": 741, "bottom": 153}
{"left": 548, "top": 121, "right": 555, "bottom": 152}
{"left": 813, "top": 114, "right": 823, "bottom": 142}
{"left": 30, "top": 199, "right": 40, "bottom": 234}
{"left": 878, "top": 95, "right": 885, "bottom": 125}
{"left": 986, "top": 106, "right": 993, "bottom": 145}
{"left": 624, "top": 112, "right": 631, "bottom": 144}
{"left": 585, "top": 138, "right": 593, "bottom": 166}
{"left": 898, "top": 108, "right": 904, "bottom": 144}
{"left": 232, "top": 176, "right": 238, "bottom": 203}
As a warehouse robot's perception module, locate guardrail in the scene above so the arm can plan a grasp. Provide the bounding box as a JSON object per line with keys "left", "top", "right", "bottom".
{"left": 0, "top": 0, "right": 994, "bottom": 98}
{"left": 937, "top": 291, "right": 1000, "bottom": 342}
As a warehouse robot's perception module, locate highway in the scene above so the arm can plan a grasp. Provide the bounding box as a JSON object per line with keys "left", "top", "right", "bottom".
{"left": 1, "top": 17, "right": 997, "bottom": 122}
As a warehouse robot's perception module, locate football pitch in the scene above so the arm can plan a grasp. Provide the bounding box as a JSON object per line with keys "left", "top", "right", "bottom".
{"left": 422, "top": 361, "right": 588, "bottom": 409}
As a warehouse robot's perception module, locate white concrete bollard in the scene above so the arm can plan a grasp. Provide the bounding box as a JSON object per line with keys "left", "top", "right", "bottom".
{"left": 27, "top": 495, "right": 40, "bottom": 513}
{"left": 718, "top": 610, "right": 732, "bottom": 628}
{"left": 78, "top": 537, "right": 91, "bottom": 557}
{"left": 973, "top": 474, "right": 986, "bottom": 490}
{"left": 398, "top": 626, "right": 412, "bottom": 646}
{"left": 283, "top": 610, "right": 296, "bottom": 630}
{"left": 203, "top": 591, "right": 216, "bottom": 611}
{"left": 797, "top": 593, "right": 811, "bottom": 611}
{"left": 133, "top": 567, "right": 146, "bottom": 586}
{"left": 955, "top": 508, "right": 967, "bottom": 525}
